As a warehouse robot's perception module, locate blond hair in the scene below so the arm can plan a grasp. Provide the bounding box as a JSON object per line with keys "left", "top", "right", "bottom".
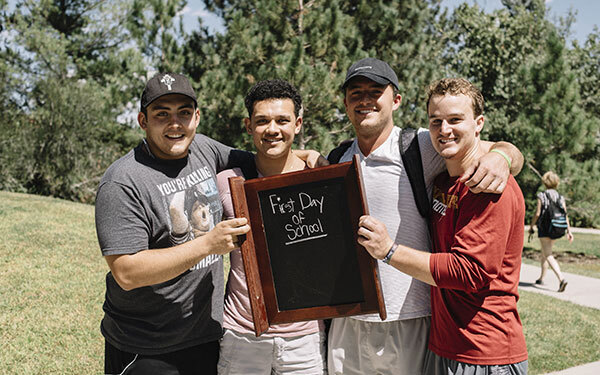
{"left": 427, "top": 78, "right": 484, "bottom": 117}
{"left": 542, "top": 171, "right": 560, "bottom": 189}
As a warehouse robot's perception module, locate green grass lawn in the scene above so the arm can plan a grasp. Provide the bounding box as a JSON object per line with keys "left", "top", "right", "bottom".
{"left": 1, "top": 190, "right": 599, "bottom": 374}
{"left": 519, "top": 290, "right": 600, "bottom": 374}
{"left": 523, "top": 231, "right": 600, "bottom": 278}
{"left": 0, "top": 191, "right": 105, "bottom": 374}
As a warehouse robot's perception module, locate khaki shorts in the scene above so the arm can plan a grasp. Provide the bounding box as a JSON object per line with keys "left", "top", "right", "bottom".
{"left": 217, "top": 329, "right": 326, "bottom": 375}
{"left": 327, "top": 316, "right": 431, "bottom": 375}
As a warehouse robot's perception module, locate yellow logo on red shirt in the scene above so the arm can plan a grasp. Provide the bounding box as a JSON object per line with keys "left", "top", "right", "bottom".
{"left": 432, "top": 186, "right": 458, "bottom": 216}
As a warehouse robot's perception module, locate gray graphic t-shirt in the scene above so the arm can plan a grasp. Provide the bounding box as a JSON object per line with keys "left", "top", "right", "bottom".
{"left": 95, "top": 134, "right": 243, "bottom": 355}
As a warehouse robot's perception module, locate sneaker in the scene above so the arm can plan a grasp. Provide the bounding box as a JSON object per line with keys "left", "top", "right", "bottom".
{"left": 558, "top": 279, "right": 568, "bottom": 292}
{"left": 535, "top": 279, "right": 544, "bottom": 285}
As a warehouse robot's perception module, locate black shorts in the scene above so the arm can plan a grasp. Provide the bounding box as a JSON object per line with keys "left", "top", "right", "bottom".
{"left": 105, "top": 340, "right": 219, "bottom": 375}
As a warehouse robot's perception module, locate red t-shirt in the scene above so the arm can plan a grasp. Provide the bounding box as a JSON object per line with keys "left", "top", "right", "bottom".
{"left": 428, "top": 172, "right": 528, "bottom": 365}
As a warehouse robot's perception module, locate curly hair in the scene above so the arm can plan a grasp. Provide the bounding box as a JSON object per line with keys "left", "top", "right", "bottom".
{"left": 426, "top": 78, "right": 484, "bottom": 117}
{"left": 244, "top": 79, "right": 303, "bottom": 118}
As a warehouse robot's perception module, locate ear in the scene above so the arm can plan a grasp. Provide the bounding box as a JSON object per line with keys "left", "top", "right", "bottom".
{"left": 475, "top": 115, "right": 484, "bottom": 137}
{"left": 138, "top": 112, "right": 148, "bottom": 130}
{"left": 244, "top": 118, "right": 252, "bottom": 134}
{"left": 294, "top": 116, "right": 303, "bottom": 135}
{"left": 194, "top": 107, "right": 200, "bottom": 126}
{"left": 392, "top": 93, "right": 402, "bottom": 111}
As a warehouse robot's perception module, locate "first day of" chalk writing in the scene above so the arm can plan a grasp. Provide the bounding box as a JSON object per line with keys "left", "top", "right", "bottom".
{"left": 268, "top": 192, "right": 327, "bottom": 245}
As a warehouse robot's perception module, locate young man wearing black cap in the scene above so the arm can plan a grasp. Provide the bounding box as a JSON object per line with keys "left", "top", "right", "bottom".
{"left": 95, "top": 73, "right": 323, "bottom": 375}
{"left": 326, "top": 59, "right": 524, "bottom": 374}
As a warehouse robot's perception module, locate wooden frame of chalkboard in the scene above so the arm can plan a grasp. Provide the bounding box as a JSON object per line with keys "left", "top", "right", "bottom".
{"left": 229, "top": 154, "right": 386, "bottom": 336}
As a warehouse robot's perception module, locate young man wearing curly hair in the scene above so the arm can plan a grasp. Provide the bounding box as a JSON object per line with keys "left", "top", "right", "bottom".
{"left": 216, "top": 79, "right": 326, "bottom": 375}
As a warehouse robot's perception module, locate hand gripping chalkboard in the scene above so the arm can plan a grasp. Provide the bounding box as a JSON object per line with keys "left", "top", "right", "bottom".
{"left": 229, "top": 154, "right": 386, "bottom": 336}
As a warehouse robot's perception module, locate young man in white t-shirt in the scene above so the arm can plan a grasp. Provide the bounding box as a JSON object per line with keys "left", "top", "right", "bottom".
{"left": 216, "top": 79, "right": 326, "bottom": 374}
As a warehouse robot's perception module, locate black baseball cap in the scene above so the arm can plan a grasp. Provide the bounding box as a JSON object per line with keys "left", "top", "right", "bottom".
{"left": 341, "top": 57, "right": 399, "bottom": 91}
{"left": 140, "top": 72, "right": 197, "bottom": 110}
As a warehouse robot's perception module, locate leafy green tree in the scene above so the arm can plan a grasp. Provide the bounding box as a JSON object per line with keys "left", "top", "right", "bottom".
{"left": 570, "top": 29, "right": 600, "bottom": 121}
{"left": 512, "top": 30, "right": 600, "bottom": 226}
{"left": 442, "top": 0, "right": 550, "bottom": 125}
{"left": 0, "top": 0, "right": 144, "bottom": 201}
{"left": 14, "top": 78, "right": 128, "bottom": 201}
{"left": 442, "top": 0, "right": 600, "bottom": 226}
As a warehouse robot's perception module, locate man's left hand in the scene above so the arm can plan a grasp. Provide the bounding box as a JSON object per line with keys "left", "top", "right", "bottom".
{"left": 459, "top": 151, "right": 509, "bottom": 194}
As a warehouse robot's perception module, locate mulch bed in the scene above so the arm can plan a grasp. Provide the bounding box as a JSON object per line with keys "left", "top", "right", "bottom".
{"left": 522, "top": 247, "right": 600, "bottom": 265}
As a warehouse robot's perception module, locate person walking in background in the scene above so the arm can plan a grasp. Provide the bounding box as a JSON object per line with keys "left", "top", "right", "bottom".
{"left": 529, "top": 171, "right": 573, "bottom": 292}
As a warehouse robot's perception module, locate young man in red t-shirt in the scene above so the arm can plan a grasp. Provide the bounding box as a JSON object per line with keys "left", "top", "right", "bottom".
{"left": 357, "top": 78, "right": 528, "bottom": 374}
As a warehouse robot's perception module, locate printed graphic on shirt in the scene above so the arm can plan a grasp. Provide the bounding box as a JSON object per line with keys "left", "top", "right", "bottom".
{"left": 432, "top": 185, "right": 458, "bottom": 217}
{"left": 159, "top": 167, "right": 223, "bottom": 271}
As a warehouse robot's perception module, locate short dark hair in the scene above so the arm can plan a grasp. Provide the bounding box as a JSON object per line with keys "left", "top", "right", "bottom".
{"left": 426, "top": 78, "right": 484, "bottom": 117}
{"left": 244, "top": 79, "right": 302, "bottom": 118}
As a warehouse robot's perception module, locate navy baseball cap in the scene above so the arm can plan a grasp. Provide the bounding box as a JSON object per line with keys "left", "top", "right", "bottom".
{"left": 341, "top": 58, "right": 399, "bottom": 91}
{"left": 140, "top": 72, "right": 197, "bottom": 110}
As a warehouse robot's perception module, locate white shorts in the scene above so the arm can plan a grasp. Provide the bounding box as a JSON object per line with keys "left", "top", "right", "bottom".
{"left": 217, "top": 329, "right": 327, "bottom": 375}
{"left": 327, "top": 316, "right": 430, "bottom": 375}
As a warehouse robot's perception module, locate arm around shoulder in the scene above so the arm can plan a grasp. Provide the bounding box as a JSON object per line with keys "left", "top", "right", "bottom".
{"left": 489, "top": 141, "right": 524, "bottom": 176}
{"left": 461, "top": 140, "right": 524, "bottom": 194}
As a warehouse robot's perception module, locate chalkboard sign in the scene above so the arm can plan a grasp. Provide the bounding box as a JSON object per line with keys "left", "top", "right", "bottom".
{"left": 229, "top": 155, "right": 386, "bottom": 336}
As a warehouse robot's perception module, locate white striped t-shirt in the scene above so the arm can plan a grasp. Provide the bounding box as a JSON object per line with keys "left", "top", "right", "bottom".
{"left": 340, "top": 126, "right": 445, "bottom": 322}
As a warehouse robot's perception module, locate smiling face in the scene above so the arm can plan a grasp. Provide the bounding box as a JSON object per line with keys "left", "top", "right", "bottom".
{"left": 138, "top": 94, "right": 199, "bottom": 160}
{"left": 244, "top": 98, "right": 301, "bottom": 161}
{"left": 427, "top": 93, "right": 484, "bottom": 163}
{"left": 344, "top": 76, "right": 401, "bottom": 139}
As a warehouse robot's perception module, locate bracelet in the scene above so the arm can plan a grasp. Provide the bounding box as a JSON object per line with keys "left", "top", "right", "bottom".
{"left": 490, "top": 149, "right": 512, "bottom": 170}
{"left": 382, "top": 243, "right": 398, "bottom": 264}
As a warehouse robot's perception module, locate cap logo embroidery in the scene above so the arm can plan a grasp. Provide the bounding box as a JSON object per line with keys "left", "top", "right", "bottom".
{"left": 355, "top": 66, "right": 373, "bottom": 71}
{"left": 160, "top": 74, "right": 175, "bottom": 90}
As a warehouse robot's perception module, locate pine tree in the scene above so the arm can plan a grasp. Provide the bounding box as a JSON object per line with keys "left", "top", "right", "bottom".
{"left": 127, "top": 0, "right": 188, "bottom": 73}
{"left": 186, "top": 0, "right": 360, "bottom": 152}
{"left": 341, "top": 0, "right": 445, "bottom": 130}
{"left": 186, "top": 0, "right": 444, "bottom": 153}
{"left": 512, "top": 30, "right": 600, "bottom": 226}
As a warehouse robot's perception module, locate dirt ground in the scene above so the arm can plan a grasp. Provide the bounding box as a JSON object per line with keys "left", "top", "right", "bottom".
{"left": 522, "top": 247, "right": 600, "bottom": 265}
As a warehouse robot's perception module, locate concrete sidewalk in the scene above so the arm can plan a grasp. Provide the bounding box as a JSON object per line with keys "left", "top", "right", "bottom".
{"left": 545, "top": 361, "right": 600, "bottom": 375}
{"left": 519, "top": 263, "right": 600, "bottom": 374}
{"left": 519, "top": 263, "right": 600, "bottom": 310}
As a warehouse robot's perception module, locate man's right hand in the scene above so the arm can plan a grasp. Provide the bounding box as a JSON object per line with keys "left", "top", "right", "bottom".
{"left": 202, "top": 217, "right": 250, "bottom": 254}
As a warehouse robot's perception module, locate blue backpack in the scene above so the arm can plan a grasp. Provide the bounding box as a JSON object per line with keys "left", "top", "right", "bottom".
{"left": 543, "top": 191, "right": 568, "bottom": 239}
